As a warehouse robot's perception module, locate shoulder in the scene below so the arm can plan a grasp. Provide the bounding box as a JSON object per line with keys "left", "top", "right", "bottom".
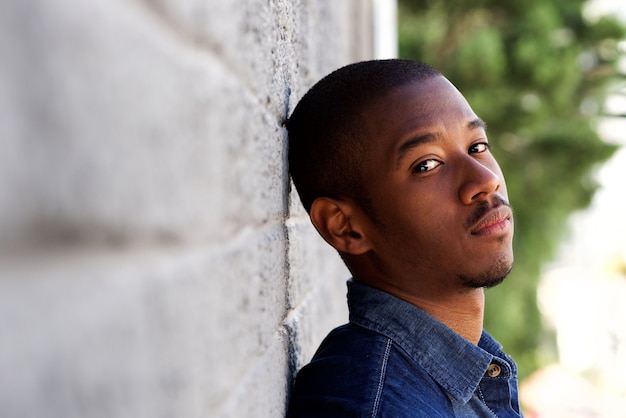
{"left": 287, "top": 324, "right": 453, "bottom": 418}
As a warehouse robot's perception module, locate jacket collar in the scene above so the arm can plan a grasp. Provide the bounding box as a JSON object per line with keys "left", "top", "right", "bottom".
{"left": 347, "top": 279, "right": 513, "bottom": 403}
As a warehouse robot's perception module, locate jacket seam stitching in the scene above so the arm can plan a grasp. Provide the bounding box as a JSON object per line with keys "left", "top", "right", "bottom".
{"left": 476, "top": 385, "right": 499, "bottom": 418}
{"left": 370, "top": 338, "right": 392, "bottom": 417}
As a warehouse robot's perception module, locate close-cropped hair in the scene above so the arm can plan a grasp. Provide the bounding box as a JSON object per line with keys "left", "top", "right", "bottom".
{"left": 287, "top": 59, "right": 441, "bottom": 215}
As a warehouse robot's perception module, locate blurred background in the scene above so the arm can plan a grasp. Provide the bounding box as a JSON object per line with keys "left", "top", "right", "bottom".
{"left": 398, "top": 0, "right": 626, "bottom": 415}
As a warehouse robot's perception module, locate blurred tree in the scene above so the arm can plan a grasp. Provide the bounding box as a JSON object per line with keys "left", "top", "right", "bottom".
{"left": 398, "top": 0, "right": 625, "bottom": 378}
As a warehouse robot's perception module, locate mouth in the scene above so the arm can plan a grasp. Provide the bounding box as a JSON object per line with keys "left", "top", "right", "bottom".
{"left": 470, "top": 205, "right": 513, "bottom": 236}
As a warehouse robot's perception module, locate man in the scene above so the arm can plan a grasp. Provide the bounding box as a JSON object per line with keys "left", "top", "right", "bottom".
{"left": 286, "top": 59, "right": 522, "bottom": 417}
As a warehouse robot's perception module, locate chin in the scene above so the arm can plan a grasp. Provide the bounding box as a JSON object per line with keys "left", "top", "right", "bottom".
{"left": 459, "top": 257, "right": 514, "bottom": 289}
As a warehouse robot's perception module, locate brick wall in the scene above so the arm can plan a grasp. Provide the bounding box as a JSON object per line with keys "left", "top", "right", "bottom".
{"left": 0, "top": 1, "right": 398, "bottom": 417}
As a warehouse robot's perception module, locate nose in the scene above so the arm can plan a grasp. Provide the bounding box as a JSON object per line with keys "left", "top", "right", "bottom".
{"left": 458, "top": 158, "right": 502, "bottom": 205}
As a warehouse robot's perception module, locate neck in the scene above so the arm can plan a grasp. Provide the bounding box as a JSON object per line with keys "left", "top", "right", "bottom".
{"left": 411, "top": 289, "right": 485, "bottom": 344}
{"left": 348, "top": 259, "right": 487, "bottom": 345}
{"left": 369, "top": 278, "right": 486, "bottom": 345}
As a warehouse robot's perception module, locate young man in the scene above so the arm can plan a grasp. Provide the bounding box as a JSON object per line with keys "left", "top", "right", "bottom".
{"left": 286, "top": 59, "right": 522, "bottom": 417}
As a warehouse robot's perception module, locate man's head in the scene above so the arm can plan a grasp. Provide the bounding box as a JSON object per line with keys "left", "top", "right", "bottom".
{"left": 287, "top": 59, "right": 440, "bottom": 216}
{"left": 287, "top": 59, "right": 514, "bottom": 294}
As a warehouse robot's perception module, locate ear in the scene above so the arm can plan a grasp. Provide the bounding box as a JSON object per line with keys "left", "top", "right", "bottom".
{"left": 309, "top": 197, "right": 372, "bottom": 255}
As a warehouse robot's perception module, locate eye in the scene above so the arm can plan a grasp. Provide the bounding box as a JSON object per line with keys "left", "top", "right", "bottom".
{"left": 469, "top": 142, "right": 491, "bottom": 154}
{"left": 413, "top": 159, "right": 442, "bottom": 173}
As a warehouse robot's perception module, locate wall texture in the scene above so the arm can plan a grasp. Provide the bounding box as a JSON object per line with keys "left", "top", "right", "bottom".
{"left": 0, "top": 0, "right": 388, "bottom": 417}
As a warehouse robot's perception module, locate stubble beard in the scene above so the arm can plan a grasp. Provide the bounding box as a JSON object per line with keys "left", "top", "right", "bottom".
{"left": 459, "top": 256, "right": 514, "bottom": 289}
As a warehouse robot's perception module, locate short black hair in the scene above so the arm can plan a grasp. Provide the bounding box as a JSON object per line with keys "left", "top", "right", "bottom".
{"left": 287, "top": 59, "right": 441, "bottom": 214}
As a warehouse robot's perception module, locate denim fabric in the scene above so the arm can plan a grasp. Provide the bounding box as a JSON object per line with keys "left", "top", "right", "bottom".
{"left": 287, "top": 280, "right": 523, "bottom": 417}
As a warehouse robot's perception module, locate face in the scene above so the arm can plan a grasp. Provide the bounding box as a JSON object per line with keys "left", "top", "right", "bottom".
{"left": 357, "top": 76, "right": 514, "bottom": 293}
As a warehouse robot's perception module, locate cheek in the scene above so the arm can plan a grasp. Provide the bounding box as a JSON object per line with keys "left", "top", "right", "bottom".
{"left": 386, "top": 199, "right": 452, "bottom": 244}
{"left": 368, "top": 175, "right": 457, "bottom": 238}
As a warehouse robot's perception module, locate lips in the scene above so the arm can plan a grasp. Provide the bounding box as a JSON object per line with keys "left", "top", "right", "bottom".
{"left": 470, "top": 205, "right": 513, "bottom": 236}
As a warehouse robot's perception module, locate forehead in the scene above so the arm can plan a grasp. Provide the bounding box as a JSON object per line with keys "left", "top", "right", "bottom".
{"left": 361, "top": 75, "right": 477, "bottom": 144}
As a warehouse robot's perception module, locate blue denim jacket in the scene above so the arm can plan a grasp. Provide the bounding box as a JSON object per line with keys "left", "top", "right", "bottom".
{"left": 287, "top": 280, "right": 523, "bottom": 417}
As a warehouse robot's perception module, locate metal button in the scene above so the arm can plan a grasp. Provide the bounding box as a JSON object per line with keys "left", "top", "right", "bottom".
{"left": 486, "top": 363, "right": 501, "bottom": 377}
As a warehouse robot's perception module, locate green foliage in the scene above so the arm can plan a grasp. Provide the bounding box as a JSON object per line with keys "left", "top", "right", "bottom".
{"left": 398, "top": 0, "right": 624, "bottom": 378}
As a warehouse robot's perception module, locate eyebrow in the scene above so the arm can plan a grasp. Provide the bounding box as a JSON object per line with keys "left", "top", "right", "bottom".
{"left": 468, "top": 117, "right": 487, "bottom": 131}
{"left": 395, "top": 118, "right": 487, "bottom": 168}
{"left": 396, "top": 132, "right": 441, "bottom": 168}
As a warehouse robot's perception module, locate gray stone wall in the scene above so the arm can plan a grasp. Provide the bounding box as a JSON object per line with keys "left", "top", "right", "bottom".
{"left": 0, "top": 0, "right": 390, "bottom": 417}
